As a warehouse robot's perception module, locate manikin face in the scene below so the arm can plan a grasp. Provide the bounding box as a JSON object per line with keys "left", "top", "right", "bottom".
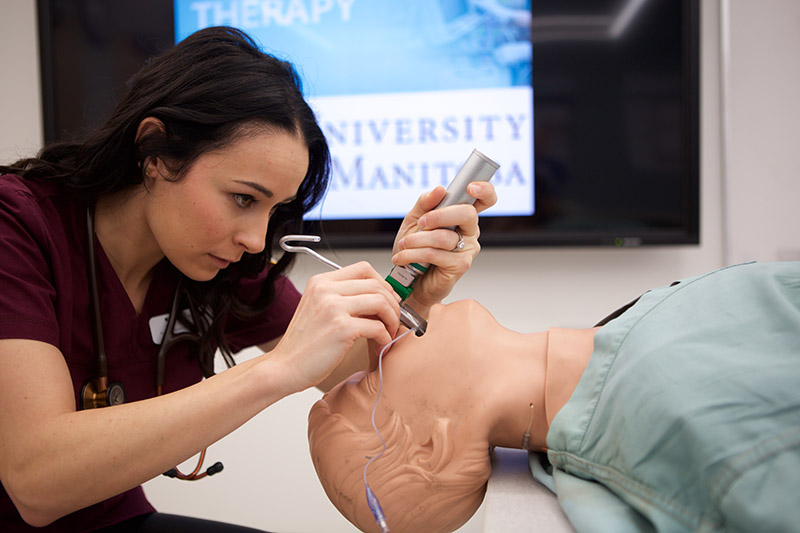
{"left": 309, "top": 300, "right": 498, "bottom": 533}
{"left": 144, "top": 128, "right": 308, "bottom": 281}
{"left": 325, "top": 300, "right": 500, "bottom": 428}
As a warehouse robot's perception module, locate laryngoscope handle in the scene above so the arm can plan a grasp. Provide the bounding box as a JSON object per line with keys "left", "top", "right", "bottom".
{"left": 384, "top": 149, "right": 499, "bottom": 302}
{"left": 435, "top": 149, "right": 500, "bottom": 214}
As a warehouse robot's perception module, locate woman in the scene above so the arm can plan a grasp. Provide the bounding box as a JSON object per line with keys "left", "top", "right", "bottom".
{"left": 0, "top": 27, "right": 496, "bottom": 531}
{"left": 309, "top": 261, "right": 800, "bottom": 533}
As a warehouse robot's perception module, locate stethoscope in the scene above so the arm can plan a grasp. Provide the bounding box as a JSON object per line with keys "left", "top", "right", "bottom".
{"left": 82, "top": 206, "right": 224, "bottom": 480}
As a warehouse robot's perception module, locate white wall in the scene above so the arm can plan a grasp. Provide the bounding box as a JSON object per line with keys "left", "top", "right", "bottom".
{"left": 720, "top": 0, "right": 800, "bottom": 264}
{"left": 0, "top": 1, "right": 42, "bottom": 164}
{"left": 1, "top": 1, "right": 798, "bottom": 532}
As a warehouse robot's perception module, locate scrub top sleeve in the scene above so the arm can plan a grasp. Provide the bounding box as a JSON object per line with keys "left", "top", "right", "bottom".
{"left": 0, "top": 183, "right": 60, "bottom": 346}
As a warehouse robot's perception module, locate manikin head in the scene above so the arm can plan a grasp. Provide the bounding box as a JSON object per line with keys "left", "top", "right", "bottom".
{"left": 308, "top": 300, "right": 548, "bottom": 533}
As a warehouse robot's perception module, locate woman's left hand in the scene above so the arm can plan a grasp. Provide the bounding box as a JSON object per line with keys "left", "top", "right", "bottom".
{"left": 391, "top": 181, "right": 497, "bottom": 311}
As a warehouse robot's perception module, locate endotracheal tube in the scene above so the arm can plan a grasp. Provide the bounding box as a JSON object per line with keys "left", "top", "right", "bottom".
{"left": 363, "top": 328, "right": 414, "bottom": 533}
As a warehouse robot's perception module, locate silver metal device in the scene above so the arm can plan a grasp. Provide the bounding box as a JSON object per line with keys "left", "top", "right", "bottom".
{"left": 385, "top": 148, "right": 500, "bottom": 301}
{"left": 279, "top": 235, "right": 427, "bottom": 336}
{"left": 434, "top": 148, "right": 500, "bottom": 215}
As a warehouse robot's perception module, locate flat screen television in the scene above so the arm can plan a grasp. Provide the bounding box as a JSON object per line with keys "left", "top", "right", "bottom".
{"left": 36, "top": 0, "right": 699, "bottom": 248}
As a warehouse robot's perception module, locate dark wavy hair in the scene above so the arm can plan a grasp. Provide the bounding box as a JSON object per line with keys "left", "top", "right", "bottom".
{"left": 1, "top": 26, "right": 330, "bottom": 376}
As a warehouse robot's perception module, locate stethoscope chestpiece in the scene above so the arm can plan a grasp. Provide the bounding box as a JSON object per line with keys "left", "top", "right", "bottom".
{"left": 80, "top": 377, "right": 126, "bottom": 410}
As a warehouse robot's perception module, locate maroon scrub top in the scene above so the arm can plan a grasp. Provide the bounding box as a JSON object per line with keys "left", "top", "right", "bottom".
{"left": 0, "top": 174, "right": 301, "bottom": 531}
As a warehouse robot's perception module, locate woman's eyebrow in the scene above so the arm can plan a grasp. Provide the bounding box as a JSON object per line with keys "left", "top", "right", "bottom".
{"left": 233, "top": 179, "right": 273, "bottom": 198}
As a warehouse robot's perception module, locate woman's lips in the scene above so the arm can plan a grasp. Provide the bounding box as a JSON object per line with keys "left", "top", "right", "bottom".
{"left": 209, "top": 254, "right": 232, "bottom": 269}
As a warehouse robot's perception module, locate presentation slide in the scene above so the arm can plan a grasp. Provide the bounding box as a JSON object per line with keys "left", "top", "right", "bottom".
{"left": 175, "top": 0, "right": 533, "bottom": 220}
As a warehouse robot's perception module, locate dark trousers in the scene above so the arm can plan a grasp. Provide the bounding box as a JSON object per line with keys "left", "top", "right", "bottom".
{"left": 95, "top": 513, "right": 271, "bottom": 532}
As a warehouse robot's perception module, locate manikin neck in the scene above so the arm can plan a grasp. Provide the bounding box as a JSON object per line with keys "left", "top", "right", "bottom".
{"left": 482, "top": 326, "right": 600, "bottom": 451}
{"left": 482, "top": 329, "right": 550, "bottom": 451}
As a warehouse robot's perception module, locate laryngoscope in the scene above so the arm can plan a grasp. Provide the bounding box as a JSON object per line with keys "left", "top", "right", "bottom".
{"left": 281, "top": 149, "right": 500, "bottom": 337}
{"left": 385, "top": 149, "right": 499, "bottom": 301}
{"left": 279, "top": 235, "right": 428, "bottom": 336}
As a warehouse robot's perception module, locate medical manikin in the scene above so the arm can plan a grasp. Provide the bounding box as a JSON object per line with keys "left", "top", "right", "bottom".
{"left": 309, "top": 299, "right": 596, "bottom": 532}
{"left": 308, "top": 262, "right": 800, "bottom": 533}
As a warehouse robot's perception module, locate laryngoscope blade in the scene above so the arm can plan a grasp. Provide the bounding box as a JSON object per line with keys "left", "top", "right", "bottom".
{"left": 278, "top": 235, "right": 427, "bottom": 336}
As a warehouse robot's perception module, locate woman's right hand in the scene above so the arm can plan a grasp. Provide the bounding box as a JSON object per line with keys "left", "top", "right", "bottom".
{"left": 269, "top": 261, "right": 401, "bottom": 392}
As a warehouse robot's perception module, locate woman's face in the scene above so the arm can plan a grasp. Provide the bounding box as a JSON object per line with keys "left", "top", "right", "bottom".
{"left": 144, "top": 128, "right": 308, "bottom": 281}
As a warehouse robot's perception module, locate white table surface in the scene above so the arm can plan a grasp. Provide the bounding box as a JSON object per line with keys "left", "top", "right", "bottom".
{"left": 483, "top": 448, "right": 574, "bottom": 533}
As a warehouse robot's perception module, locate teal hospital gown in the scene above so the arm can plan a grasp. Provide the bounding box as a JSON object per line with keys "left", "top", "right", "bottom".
{"left": 536, "top": 262, "right": 800, "bottom": 532}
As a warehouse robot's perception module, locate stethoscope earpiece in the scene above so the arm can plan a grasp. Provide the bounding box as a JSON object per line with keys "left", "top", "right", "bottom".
{"left": 162, "top": 455, "right": 224, "bottom": 480}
